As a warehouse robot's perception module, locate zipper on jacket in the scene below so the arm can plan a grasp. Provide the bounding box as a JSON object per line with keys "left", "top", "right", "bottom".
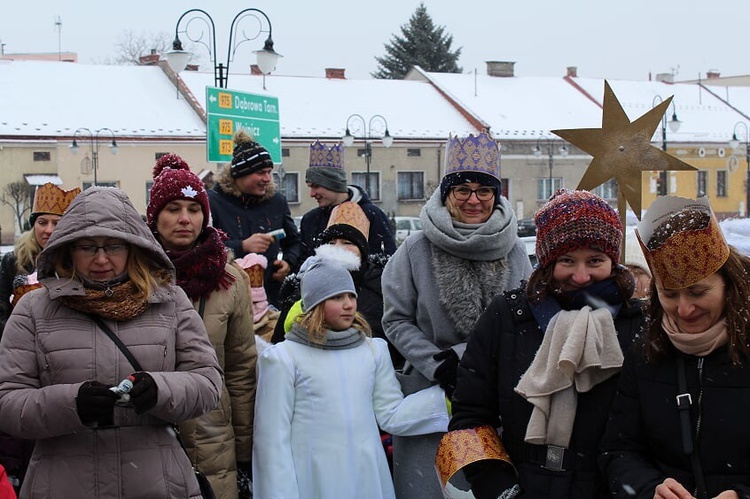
{"left": 695, "top": 357, "right": 704, "bottom": 439}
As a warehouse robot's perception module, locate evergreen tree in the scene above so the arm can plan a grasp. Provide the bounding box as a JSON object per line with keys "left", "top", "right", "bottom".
{"left": 373, "top": 3, "right": 462, "bottom": 79}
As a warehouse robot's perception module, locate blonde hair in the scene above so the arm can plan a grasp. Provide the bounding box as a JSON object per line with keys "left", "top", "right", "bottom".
{"left": 14, "top": 230, "right": 41, "bottom": 273}
{"left": 297, "top": 297, "right": 372, "bottom": 346}
{"left": 53, "top": 244, "right": 171, "bottom": 298}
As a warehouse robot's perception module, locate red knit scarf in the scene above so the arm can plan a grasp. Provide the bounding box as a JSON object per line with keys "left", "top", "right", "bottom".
{"left": 166, "top": 226, "right": 235, "bottom": 301}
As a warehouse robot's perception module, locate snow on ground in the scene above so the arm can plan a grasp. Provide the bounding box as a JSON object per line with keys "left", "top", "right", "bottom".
{"left": 719, "top": 217, "right": 750, "bottom": 256}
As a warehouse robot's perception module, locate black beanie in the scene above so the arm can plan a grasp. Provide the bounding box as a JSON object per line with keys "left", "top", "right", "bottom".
{"left": 319, "top": 224, "right": 369, "bottom": 262}
{"left": 231, "top": 141, "right": 274, "bottom": 178}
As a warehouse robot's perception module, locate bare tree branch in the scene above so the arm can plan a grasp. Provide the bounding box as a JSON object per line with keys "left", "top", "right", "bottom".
{"left": 1, "top": 181, "right": 35, "bottom": 232}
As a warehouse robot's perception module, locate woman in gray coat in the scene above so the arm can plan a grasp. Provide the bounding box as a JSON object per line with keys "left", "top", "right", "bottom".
{"left": 382, "top": 131, "right": 533, "bottom": 498}
{"left": 0, "top": 187, "right": 223, "bottom": 499}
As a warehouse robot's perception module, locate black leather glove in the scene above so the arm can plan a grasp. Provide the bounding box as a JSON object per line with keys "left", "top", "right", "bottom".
{"left": 433, "top": 349, "right": 459, "bottom": 398}
{"left": 237, "top": 461, "right": 252, "bottom": 499}
{"left": 76, "top": 381, "right": 118, "bottom": 426}
{"left": 129, "top": 372, "right": 158, "bottom": 414}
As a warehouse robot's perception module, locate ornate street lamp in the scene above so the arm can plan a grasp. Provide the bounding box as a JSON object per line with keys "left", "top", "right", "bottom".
{"left": 70, "top": 128, "right": 118, "bottom": 187}
{"left": 164, "top": 8, "right": 281, "bottom": 88}
{"left": 342, "top": 114, "right": 393, "bottom": 197}
{"left": 652, "top": 95, "right": 682, "bottom": 195}
{"left": 729, "top": 121, "right": 750, "bottom": 217}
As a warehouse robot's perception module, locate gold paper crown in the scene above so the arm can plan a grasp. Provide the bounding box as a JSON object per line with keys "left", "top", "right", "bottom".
{"left": 244, "top": 265, "right": 265, "bottom": 288}
{"left": 32, "top": 183, "right": 81, "bottom": 216}
{"left": 444, "top": 130, "right": 500, "bottom": 180}
{"left": 636, "top": 196, "right": 729, "bottom": 289}
{"left": 309, "top": 140, "right": 345, "bottom": 169}
{"left": 327, "top": 201, "right": 370, "bottom": 241}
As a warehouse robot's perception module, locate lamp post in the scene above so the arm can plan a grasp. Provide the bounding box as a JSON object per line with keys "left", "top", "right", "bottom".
{"left": 729, "top": 122, "right": 750, "bottom": 217}
{"left": 533, "top": 138, "right": 568, "bottom": 199}
{"left": 652, "top": 95, "right": 682, "bottom": 195}
{"left": 70, "top": 128, "right": 118, "bottom": 187}
{"left": 342, "top": 114, "right": 393, "bottom": 198}
{"left": 164, "top": 8, "right": 281, "bottom": 88}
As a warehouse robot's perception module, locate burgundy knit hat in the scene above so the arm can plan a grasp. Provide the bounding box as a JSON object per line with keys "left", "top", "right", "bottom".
{"left": 534, "top": 189, "right": 622, "bottom": 268}
{"left": 147, "top": 153, "right": 210, "bottom": 231}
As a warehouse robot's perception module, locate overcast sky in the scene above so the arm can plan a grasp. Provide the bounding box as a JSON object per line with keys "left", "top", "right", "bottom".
{"left": 1, "top": 0, "right": 746, "bottom": 81}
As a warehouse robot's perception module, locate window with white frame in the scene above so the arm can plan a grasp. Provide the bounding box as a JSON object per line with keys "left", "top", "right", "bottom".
{"left": 697, "top": 170, "right": 707, "bottom": 198}
{"left": 716, "top": 170, "right": 727, "bottom": 197}
{"left": 593, "top": 179, "right": 618, "bottom": 201}
{"left": 273, "top": 171, "right": 299, "bottom": 203}
{"left": 537, "top": 177, "right": 562, "bottom": 200}
{"left": 397, "top": 171, "right": 424, "bottom": 200}
{"left": 352, "top": 172, "right": 379, "bottom": 200}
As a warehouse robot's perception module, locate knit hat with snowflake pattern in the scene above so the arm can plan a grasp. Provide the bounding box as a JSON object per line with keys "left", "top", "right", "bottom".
{"left": 534, "top": 189, "right": 622, "bottom": 269}
{"left": 147, "top": 153, "right": 210, "bottom": 231}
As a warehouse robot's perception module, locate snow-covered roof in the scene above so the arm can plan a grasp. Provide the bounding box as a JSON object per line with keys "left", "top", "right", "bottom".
{"left": 178, "top": 70, "right": 479, "bottom": 140}
{"left": 0, "top": 60, "right": 206, "bottom": 138}
{"left": 24, "top": 174, "right": 61, "bottom": 185}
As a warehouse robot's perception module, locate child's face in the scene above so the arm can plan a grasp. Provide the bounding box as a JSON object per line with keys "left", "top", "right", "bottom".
{"left": 323, "top": 292, "right": 357, "bottom": 331}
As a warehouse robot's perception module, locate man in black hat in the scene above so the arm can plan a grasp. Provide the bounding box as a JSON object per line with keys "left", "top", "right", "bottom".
{"left": 208, "top": 130, "right": 302, "bottom": 307}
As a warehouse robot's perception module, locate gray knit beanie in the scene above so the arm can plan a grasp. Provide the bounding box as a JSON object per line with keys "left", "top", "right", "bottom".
{"left": 300, "top": 252, "right": 358, "bottom": 312}
{"left": 305, "top": 167, "right": 348, "bottom": 193}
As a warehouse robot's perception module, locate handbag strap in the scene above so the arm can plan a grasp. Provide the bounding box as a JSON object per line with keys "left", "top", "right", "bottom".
{"left": 676, "top": 355, "right": 708, "bottom": 499}
{"left": 90, "top": 315, "right": 143, "bottom": 372}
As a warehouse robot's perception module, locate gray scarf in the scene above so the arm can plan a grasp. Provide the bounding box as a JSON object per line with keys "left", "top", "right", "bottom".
{"left": 285, "top": 323, "right": 366, "bottom": 350}
{"left": 420, "top": 188, "right": 518, "bottom": 261}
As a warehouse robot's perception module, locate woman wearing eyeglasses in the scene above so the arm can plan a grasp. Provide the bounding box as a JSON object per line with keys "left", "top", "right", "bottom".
{"left": 382, "top": 131, "right": 533, "bottom": 498}
{"left": 0, "top": 186, "right": 222, "bottom": 499}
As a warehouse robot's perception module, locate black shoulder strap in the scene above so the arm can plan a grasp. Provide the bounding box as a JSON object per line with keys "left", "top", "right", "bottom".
{"left": 90, "top": 315, "right": 143, "bottom": 372}
{"left": 676, "top": 355, "right": 708, "bottom": 499}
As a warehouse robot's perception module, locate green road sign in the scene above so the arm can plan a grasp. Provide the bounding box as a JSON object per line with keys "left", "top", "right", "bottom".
{"left": 206, "top": 87, "right": 281, "bottom": 163}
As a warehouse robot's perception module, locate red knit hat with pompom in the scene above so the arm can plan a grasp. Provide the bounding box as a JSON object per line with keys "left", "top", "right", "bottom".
{"left": 146, "top": 153, "right": 210, "bottom": 231}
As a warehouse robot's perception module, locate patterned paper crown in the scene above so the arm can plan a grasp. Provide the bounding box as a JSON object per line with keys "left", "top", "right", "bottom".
{"left": 327, "top": 201, "right": 371, "bottom": 240}
{"left": 444, "top": 130, "right": 500, "bottom": 179}
{"left": 32, "top": 183, "right": 81, "bottom": 216}
{"left": 309, "top": 140, "right": 345, "bottom": 169}
{"left": 637, "top": 196, "right": 729, "bottom": 289}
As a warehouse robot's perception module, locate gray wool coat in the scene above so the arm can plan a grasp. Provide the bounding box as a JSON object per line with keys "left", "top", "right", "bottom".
{"left": 0, "top": 187, "right": 223, "bottom": 499}
{"left": 382, "top": 190, "right": 533, "bottom": 499}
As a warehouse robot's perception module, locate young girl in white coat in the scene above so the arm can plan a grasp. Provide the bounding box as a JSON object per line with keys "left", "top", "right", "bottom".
{"left": 253, "top": 249, "right": 449, "bottom": 499}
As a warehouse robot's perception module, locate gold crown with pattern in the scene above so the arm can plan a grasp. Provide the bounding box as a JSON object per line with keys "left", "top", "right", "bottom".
{"left": 309, "top": 140, "right": 345, "bottom": 169}
{"left": 444, "top": 130, "right": 500, "bottom": 180}
{"left": 327, "top": 201, "right": 370, "bottom": 241}
{"left": 32, "top": 183, "right": 81, "bottom": 217}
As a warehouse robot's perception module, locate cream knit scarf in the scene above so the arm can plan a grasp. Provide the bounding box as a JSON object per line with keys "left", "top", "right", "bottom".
{"left": 662, "top": 315, "right": 728, "bottom": 356}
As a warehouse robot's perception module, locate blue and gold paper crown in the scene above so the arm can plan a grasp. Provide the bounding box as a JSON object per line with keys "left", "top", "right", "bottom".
{"left": 444, "top": 130, "right": 500, "bottom": 180}
{"left": 309, "top": 140, "right": 345, "bottom": 169}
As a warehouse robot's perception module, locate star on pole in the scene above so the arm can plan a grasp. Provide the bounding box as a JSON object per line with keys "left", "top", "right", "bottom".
{"left": 551, "top": 81, "right": 696, "bottom": 218}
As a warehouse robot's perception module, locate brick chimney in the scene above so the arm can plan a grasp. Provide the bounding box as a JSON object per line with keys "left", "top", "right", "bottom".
{"left": 250, "top": 64, "right": 263, "bottom": 75}
{"left": 706, "top": 69, "right": 721, "bottom": 79}
{"left": 325, "top": 68, "right": 346, "bottom": 79}
{"left": 139, "top": 49, "right": 160, "bottom": 66}
{"left": 485, "top": 61, "right": 515, "bottom": 77}
{"left": 566, "top": 66, "right": 578, "bottom": 78}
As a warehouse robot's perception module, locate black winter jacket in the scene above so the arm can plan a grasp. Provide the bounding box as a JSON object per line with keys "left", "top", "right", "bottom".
{"left": 298, "top": 186, "right": 396, "bottom": 265}
{"left": 600, "top": 345, "right": 750, "bottom": 498}
{"left": 449, "top": 287, "right": 643, "bottom": 499}
{"left": 208, "top": 184, "right": 302, "bottom": 307}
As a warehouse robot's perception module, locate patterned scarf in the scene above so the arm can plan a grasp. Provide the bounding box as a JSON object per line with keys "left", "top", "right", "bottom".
{"left": 165, "top": 226, "right": 234, "bottom": 301}
{"left": 59, "top": 279, "right": 149, "bottom": 321}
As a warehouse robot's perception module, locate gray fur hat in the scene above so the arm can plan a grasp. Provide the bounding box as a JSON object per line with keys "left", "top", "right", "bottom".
{"left": 299, "top": 246, "right": 359, "bottom": 312}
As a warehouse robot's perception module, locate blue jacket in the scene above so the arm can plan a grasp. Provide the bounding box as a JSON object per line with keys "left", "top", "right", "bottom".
{"left": 208, "top": 180, "right": 302, "bottom": 307}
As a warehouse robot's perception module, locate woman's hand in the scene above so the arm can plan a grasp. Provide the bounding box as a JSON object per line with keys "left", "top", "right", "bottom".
{"left": 712, "top": 491, "right": 739, "bottom": 499}
{"left": 654, "top": 478, "right": 693, "bottom": 499}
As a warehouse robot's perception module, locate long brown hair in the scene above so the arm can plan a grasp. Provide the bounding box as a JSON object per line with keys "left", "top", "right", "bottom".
{"left": 642, "top": 246, "right": 750, "bottom": 364}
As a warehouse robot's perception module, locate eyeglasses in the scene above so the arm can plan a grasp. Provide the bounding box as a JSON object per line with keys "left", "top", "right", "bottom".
{"left": 72, "top": 244, "right": 128, "bottom": 257}
{"left": 450, "top": 186, "right": 496, "bottom": 201}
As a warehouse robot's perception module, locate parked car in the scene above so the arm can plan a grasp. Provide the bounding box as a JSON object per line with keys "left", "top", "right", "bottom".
{"left": 393, "top": 216, "right": 422, "bottom": 244}
{"left": 520, "top": 235, "right": 538, "bottom": 267}
{"left": 517, "top": 218, "right": 537, "bottom": 237}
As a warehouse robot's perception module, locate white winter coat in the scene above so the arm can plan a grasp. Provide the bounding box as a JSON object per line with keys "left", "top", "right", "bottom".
{"left": 253, "top": 335, "right": 448, "bottom": 499}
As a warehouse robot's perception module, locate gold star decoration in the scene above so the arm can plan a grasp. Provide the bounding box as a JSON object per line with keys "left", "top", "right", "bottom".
{"left": 551, "top": 80, "right": 696, "bottom": 218}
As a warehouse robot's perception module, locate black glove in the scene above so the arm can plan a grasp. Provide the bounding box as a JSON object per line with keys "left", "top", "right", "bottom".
{"left": 129, "top": 372, "right": 158, "bottom": 414}
{"left": 76, "top": 381, "right": 118, "bottom": 426}
{"left": 237, "top": 461, "right": 252, "bottom": 499}
{"left": 433, "top": 349, "right": 459, "bottom": 398}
